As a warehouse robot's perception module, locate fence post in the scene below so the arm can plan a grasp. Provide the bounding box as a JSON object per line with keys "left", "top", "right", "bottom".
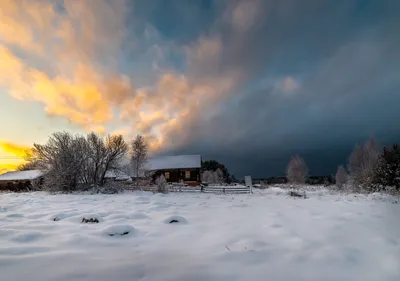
{"left": 201, "top": 186, "right": 204, "bottom": 192}
{"left": 223, "top": 187, "right": 225, "bottom": 194}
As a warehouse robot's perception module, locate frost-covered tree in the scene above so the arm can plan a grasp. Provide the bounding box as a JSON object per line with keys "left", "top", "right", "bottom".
{"left": 25, "top": 131, "right": 128, "bottom": 192}
{"left": 201, "top": 160, "right": 230, "bottom": 182}
{"left": 131, "top": 135, "right": 148, "bottom": 186}
{"left": 201, "top": 171, "right": 214, "bottom": 183}
{"left": 287, "top": 155, "right": 308, "bottom": 185}
{"left": 156, "top": 174, "right": 168, "bottom": 193}
{"left": 373, "top": 144, "right": 400, "bottom": 191}
{"left": 215, "top": 168, "right": 224, "bottom": 184}
{"left": 348, "top": 137, "right": 379, "bottom": 190}
{"left": 335, "top": 165, "right": 348, "bottom": 189}
{"left": 29, "top": 132, "right": 88, "bottom": 192}
{"left": 201, "top": 170, "right": 220, "bottom": 184}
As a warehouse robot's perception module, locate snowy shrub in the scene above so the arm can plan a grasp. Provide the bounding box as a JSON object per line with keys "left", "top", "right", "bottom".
{"left": 215, "top": 168, "right": 224, "bottom": 184}
{"left": 164, "top": 216, "right": 188, "bottom": 224}
{"left": 90, "top": 182, "right": 124, "bottom": 194}
{"left": 335, "top": 165, "right": 348, "bottom": 189}
{"left": 156, "top": 175, "right": 168, "bottom": 194}
{"left": 348, "top": 137, "right": 379, "bottom": 192}
{"left": 201, "top": 170, "right": 224, "bottom": 185}
{"left": 81, "top": 218, "right": 99, "bottom": 223}
{"left": 287, "top": 155, "right": 308, "bottom": 185}
{"left": 373, "top": 144, "right": 400, "bottom": 192}
{"left": 288, "top": 190, "right": 307, "bottom": 198}
{"left": 201, "top": 170, "right": 212, "bottom": 184}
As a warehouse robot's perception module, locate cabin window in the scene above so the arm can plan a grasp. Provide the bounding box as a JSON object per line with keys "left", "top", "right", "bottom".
{"left": 185, "top": 170, "right": 190, "bottom": 179}
{"left": 164, "top": 172, "right": 170, "bottom": 179}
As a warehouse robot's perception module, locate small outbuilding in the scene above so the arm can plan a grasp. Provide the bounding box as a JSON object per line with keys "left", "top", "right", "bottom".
{"left": 0, "top": 170, "right": 44, "bottom": 191}
{"left": 148, "top": 155, "right": 201, "bottom": 186}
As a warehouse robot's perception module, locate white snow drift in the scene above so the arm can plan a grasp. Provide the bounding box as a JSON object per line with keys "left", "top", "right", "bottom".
{"left": 0, "top": 188, "right": 399, "bottom": 281}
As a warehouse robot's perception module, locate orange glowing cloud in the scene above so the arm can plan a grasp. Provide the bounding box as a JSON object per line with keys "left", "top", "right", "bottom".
{"left": 0, "top": 141, "right": 31, "bottom": 173}
{"left": 0, "top": 141, "right": 31, "bottom": 159}
{"left": 0, "top": 0, "right": 242, "bottom": 153}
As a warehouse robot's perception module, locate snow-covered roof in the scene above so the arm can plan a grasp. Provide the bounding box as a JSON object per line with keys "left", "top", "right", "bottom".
{"left": 0, "top": 170, "right": 44, "bottom": 181}
{"left": 105, "top": 170, "right": 130, "bottom": 180}
{"left": 147, "top": 155, "right": 201, "bottom": 170}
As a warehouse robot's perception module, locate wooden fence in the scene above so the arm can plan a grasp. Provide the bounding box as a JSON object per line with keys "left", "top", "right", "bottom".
{"left": 168, "top": 185, "right": 251, "bottom": 194}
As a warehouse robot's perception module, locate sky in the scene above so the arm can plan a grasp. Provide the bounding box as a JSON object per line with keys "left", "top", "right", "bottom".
{"left": 0, "top": 0, "right": 399, "bottom": 177}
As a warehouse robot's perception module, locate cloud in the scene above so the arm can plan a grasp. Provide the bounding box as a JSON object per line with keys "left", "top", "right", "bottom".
{"left": 279, "top": 77, "right": 300, "bottom": 94}
{"left": 0, "top": 140, "right": 31, "bottom": 173}
{"left": 0, "top": 47, "right": 113, "bottom": 133}
{"left": 0, "top": 141, "right": 31, "bottom": 158}
{"left": 0, "top": 0, "right": 132, "bottom": 133}
{"left": 231, "top": 1, "right": 259, "bottom": 32}
{"left": 0, "top": 0, "right": 238, "bottom": 148}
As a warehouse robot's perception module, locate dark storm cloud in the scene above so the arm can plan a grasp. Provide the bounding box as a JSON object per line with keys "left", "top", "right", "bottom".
{"left": 159, "top": 0, "right": 400, "bottom": 178}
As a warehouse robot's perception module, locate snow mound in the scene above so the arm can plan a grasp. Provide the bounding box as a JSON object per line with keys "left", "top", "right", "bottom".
{"left": 129, "top": 212, "right": 150, "bottom": 220}
{"left": 164, "top": 215, "right": 188, "bottom": 224}
{"left": 102, "top": 225, "right": 136, "bottom": 237}
{"left": 226, "top": 239, "right": 270, "bottom": 252}
{"left": 6, "top": 213, "right": 24, "bottom": 218}
{"left": 50, "top": 211, "right": 80, "bottom": 221}
{"left": 11, "top": 231, "right": 44, "bottom": 243}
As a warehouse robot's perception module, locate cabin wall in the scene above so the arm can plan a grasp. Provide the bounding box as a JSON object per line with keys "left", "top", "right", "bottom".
{"left": 152, "top": 168, "right": 200, "bottom": 184}
{"left": 0, "top": 180, "right": 31, "bottom": 191}
{"left": 0, "top": 177, "right": 44, "bottom": 191}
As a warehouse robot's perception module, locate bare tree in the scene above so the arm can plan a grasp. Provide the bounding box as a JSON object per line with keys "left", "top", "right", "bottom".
{"left": 131, "top": 135, "right": 148, "bottom": 187}
{"left": 84, "top": 132, "right": 106, "bottom": 184}
{"left": 348, "top": 137, "right": 379, "bottom": 191}
{"left": 335, "top": 165, "right": 348, "bottom": 189}
{"left": 287, "top": 155, "right": 308, "bottom": 185}
{"left": 98, "top": 135, "right": 128, "bottom": 185}
{"left": 24, "top": 131, "right": 128, "bottom": 192}
{"left": 29, "top": 132, "right": 87, "bottom": 192}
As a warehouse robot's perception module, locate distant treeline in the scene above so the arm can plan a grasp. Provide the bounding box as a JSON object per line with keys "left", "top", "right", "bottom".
{"left": 253, "top": 176, "right": 334, "bottom": 186}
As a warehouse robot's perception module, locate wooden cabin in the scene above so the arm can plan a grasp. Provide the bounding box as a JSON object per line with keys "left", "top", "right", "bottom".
{"left": 0, "top": 170, "right": 44, "bottom": 191}
{"left": 148, "top": 155, "right": 201, "bottom": 186}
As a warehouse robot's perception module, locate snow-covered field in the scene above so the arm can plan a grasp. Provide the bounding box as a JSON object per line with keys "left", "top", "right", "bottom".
{"left": 0, "top": 188, "right": 399, "bottom": 281}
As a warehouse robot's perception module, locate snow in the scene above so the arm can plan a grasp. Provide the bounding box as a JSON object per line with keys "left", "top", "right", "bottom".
{"left": 0, "top": 187, "right": 399, "bottom": 281}
{"left": 0, "top": 170, "right": 43, "bottom": 181}
{"left": 148, "top": 154, "right": 201, "bottom": 170}
{"left": 104, "top": 170, "right": 130, "bottom": 180}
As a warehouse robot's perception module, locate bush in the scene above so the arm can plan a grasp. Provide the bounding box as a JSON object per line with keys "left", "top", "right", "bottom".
{"left": 287, "top": 155, "right": 308, "bottom": 184}
{"left": 373, "top": 144, "right": 400, "bottom": 191}
{"left": 156, "top": 175, "right": 168, "bottom": 194}
{"left": 90, "top": 182, "right": 124, "bottom": 194}
{"left": 335, "top": 165, "right": 348, "bottom": 189}
{"left": 348, "top": 137, "right": 379, "bottom": 191}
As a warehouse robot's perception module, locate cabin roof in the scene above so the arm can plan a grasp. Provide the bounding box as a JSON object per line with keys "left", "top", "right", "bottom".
{"left": 0, "top": 170, "right": 44, "bottom": 181}
{"left": 147, "top": 155, "right": 201, "bottom": 170}
{"left": 104, "top": 170, "right": 130, "bottom": 179}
